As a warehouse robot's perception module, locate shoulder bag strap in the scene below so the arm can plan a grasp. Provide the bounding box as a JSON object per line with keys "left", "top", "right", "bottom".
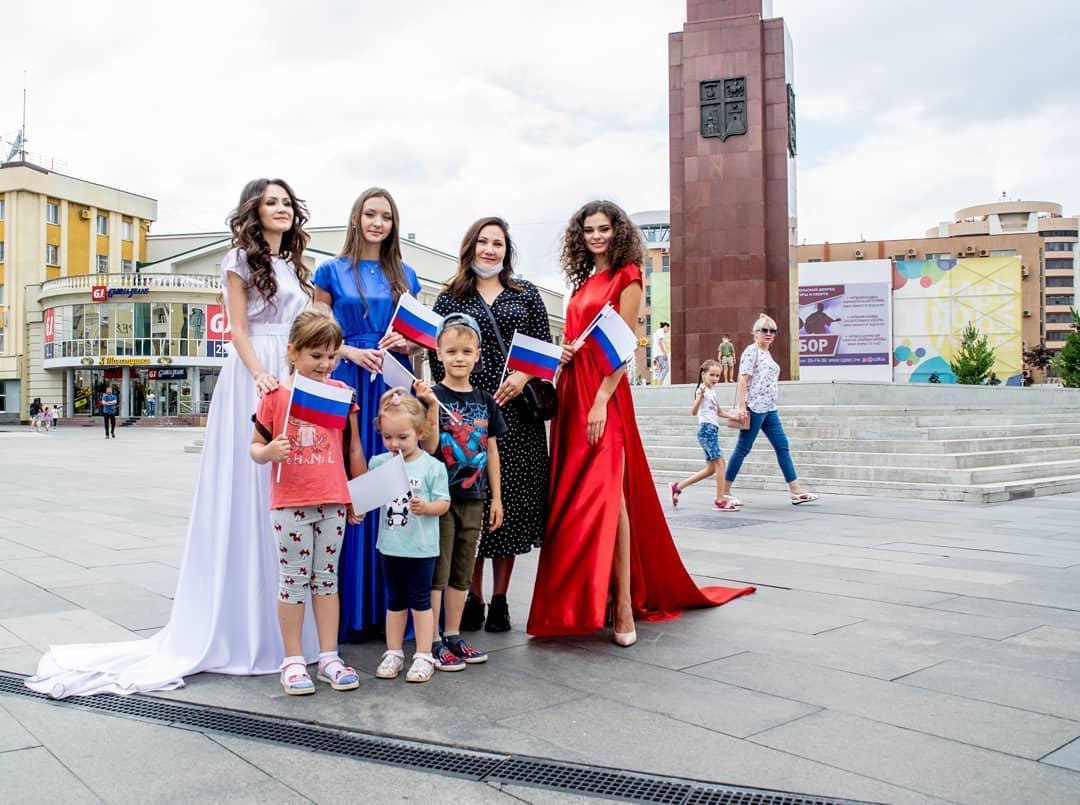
{"left": 476, "top": 294, "right": 509, "bottom": 361}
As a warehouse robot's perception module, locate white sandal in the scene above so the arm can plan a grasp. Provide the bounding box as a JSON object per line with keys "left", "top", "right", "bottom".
{"left": 791, "top": 491, "right": 819, "bottom": 505}
{"left": 406, "top": 653, "right": 436, "bottom": 683}
{"left": 375, "top": 650, "right": 404, "bottom": 679}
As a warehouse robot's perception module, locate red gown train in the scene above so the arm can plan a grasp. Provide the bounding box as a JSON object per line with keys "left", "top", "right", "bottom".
{"left": 527, "top": 264, "right": 755, "bottom": 637}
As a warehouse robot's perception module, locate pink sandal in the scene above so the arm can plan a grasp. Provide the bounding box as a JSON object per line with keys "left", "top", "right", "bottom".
{"left": 670, "top": 482, "right": 682, "bottom": 507}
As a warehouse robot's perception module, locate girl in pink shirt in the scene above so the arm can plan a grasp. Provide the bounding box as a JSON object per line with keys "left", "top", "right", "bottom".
{"left": 252, "top": 309, "right": 366, "bottom": 695}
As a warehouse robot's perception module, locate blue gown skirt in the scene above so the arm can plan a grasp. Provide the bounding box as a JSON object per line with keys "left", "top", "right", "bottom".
{"left": 335, "top": 337, "right": 415, "bottom": 641}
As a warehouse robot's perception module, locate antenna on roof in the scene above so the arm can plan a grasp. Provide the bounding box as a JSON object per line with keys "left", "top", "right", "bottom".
{"left": 3, "top": 73, "right": 28, "bottom": 163}
{"left": 3, "top": 73, "right": 66, "bottom": 171}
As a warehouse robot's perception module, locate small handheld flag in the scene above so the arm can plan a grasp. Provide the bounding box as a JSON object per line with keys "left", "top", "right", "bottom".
{"left": 505, "top": 332, "right": 561, "bottom": 382}
{"left": 288, "top": 374, "right": 354, "bottom": 430}
{"left": 583, "top": 307, "right": 638, "bottom": 376}
{"left": 348, "top": 452, "right": 411, "bottom": 514}
{"left": 388, "top": 295, "right": 442, "bottom": 350}
{"left": 379, "top": 353, "right": 461, "bottom": 424}
{"left": 277, "top": 375, "right": 354, "bottom": 481}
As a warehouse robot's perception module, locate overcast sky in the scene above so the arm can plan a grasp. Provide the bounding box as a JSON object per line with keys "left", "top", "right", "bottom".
{"left": 4, "top": 1, "right": 1078, "bottom": 292}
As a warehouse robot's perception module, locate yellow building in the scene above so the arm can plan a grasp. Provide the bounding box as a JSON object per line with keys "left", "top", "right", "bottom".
{"left": 0, "top": 161, "right": 156, "bottom": 422}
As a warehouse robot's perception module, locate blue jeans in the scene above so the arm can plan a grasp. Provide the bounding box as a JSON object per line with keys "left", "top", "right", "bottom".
{"left": 724, "top": 409, "right": 797, "bottom": 484}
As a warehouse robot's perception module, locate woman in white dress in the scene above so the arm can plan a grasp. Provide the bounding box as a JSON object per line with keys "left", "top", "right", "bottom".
{"left": 27, "top": 178, "right": 318, "bottom": 697}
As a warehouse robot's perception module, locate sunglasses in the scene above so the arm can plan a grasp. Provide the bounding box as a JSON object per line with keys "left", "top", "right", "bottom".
{"left": 758, "top": 328, "right": 777, "bottom": 334}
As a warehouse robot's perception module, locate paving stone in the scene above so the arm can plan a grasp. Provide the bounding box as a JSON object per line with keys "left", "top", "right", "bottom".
{"left": 0, "top": 746, "right": 100, "bottom": 804}
{"left": 211, "top": 734, "right": 516, "bottom": 803}
{"left": 1, "top": 694, "right": 301, "bottom": 803}
{"left": 0, "top": 701, "right": 39, "bottom": 753}
{"left": 901, "top": 659, "right": 1080, "bottom": 721}
{"left": 495, "top": 642, "right": 820, "bottom": 738}
{"left": 48, "top": 582, "right": 172, "bottom": 631}
{"left": 751, "top": 709, "right": 1080, "bottom": 805}
{"left": 496, "top": 695, "right": 943, "bottom": 805}
{"left": 929, "top": 595, "right": 1080, "bottom": 631}
{"left": 688, "top": 651, "right": 1080, "bottom": 758}
{"left": 0, "top": 557, "right": 100, "bottom": 588}
{"left": 1042, "top": 737, "right": 1080, "bottom": 773}
{"left": 92, "top": 562, "right": 179, "bottom": 598}
{"left": 1003, "top": 625, "right": 1080, "bottom": 653}
{"left": 1, "top": 608, "right": 136, "bottom": 652}
{"left": 0, "top": 644, "right": 44, "bottom": 675}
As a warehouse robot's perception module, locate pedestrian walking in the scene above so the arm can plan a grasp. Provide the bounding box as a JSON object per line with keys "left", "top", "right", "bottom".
{"left": 669, "top": 360, "right": 745, "bottom": 511}
{"left": 722, "top": 314, "right": 819, "bottom": 507}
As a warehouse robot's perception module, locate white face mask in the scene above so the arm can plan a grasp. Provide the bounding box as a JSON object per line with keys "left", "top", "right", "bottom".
{"left": 471, "top": 262, "right": 503, "bottom": 280}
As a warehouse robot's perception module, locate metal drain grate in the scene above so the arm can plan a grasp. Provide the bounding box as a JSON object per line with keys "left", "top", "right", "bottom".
{"left": 0, "top": 672, "right": 869, "bottom": 805}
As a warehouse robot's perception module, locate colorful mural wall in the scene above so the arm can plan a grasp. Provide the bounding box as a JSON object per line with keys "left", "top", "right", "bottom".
{"left": 892, "top": 257, "right": 1023, "bottom": 385}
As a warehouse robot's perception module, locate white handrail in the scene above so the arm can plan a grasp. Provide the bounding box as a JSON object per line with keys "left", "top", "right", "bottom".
{"left": 41, "top": 274, "right": 222, "bottom": 292}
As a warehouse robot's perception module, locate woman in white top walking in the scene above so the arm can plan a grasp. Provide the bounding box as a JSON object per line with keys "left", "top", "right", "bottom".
{"left": 669, "top": 359, "right": 745, "bottom": 510}
{"left": 722, "top": 314, "right": 818, "bottom": 507}
{"left": 28, "top": 178, "right": 318, "bottom": 698}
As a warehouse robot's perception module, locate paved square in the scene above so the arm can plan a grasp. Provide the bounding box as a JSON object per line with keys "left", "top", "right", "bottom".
{"left": 2, "top": 426, "right": 1079, "bottom": 803}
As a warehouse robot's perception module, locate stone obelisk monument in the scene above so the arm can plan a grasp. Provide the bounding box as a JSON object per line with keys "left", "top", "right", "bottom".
{"left": 669, "top": 0, "right": 798, "bottom": 381}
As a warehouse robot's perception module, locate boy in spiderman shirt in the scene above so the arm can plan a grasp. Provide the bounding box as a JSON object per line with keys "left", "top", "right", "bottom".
{"left": 429, "top": 313, "right": 508, "bottom": 670}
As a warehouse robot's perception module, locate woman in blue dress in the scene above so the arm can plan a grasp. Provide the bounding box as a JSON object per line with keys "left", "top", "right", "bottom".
{"left": 315, "top": 187, "right": 422, "bottom": 640}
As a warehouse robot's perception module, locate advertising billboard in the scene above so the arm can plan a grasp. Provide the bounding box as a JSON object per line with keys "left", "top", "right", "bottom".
{"left": 892, "top": 256, "right": 1023, "bottom": 384}
{"left": 797, "top": 260, "right": 893, "bottom": 381}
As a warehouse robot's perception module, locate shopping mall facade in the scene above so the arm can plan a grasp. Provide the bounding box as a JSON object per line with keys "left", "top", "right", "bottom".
{"left": 2, "top": 162, "right": 565, "bottom": 423}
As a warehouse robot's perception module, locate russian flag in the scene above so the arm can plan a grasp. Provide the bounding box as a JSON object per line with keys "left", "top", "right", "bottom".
{"left": 390, "top": 295, "right": 442, "bottom": 350}
{"left": 507, "top": 332, "right": 561, "bottom": 382}
{"left": 585, "top": 307, "right": 638, "bottom": 376}
{"left": 288, "top": 374, "right": 353, "bottom": 430}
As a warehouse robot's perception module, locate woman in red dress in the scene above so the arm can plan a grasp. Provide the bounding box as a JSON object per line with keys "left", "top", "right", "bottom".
{"left": 526, "top": 201, "right": 755, "bottom": 645}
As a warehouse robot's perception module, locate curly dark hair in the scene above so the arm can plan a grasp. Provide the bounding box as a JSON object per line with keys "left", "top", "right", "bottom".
{"left": 226, "top": 178, "right": 312, "bottom": 304}
{"left": 559, "top": 200, "right": 645, "bottom": 291}
{"left": 444, "top": 216, "right": 523, "bottom": 299}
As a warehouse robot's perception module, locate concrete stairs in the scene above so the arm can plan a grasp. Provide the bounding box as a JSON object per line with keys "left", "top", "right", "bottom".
{"left": 633, "top": 383, "right": 1080, "bottom": 503}
{"left": 184, "top": 437, "right": 205, "bottom": 454}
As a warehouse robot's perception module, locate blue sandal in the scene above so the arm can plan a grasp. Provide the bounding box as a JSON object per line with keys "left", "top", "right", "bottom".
{"left": 280, "top": 657, "right": 315, "bottom": 696}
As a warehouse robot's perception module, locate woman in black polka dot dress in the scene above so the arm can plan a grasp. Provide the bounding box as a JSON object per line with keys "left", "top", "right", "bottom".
{"left": 429, "top": 217, "right": 552, "bottom": 632}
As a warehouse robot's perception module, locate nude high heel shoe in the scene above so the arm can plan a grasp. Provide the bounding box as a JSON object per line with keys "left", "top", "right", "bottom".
{"left": 613, "top": 629, "right": 638, "bottom": 647}
{"left": 612, "top": 600, "right": 637, "bottom": 647}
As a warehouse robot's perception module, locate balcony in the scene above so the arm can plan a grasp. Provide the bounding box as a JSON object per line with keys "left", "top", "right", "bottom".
{"left": 41, "top": 273, "right": 221, "bottom": 293}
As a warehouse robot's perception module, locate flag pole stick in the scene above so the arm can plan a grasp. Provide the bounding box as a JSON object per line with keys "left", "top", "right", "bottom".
{"left": 372, "top": 296, "right": 405, "bottom": 383}
{"left": 573, "top": 303, "right": 612, "bottom": 348}
{"left": 276, "top": 375, "right": 297, "bottom": 483}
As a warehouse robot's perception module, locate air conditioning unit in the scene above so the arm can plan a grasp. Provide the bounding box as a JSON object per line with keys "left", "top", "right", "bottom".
{"left": 906, "top": 248, "right": 917, "bottom": 257}
{"left": 1023, "top": 309, "right": 1032, "bottom": 318}
{"left": 964, "top": 245, "right": 976, "bottom": 254}
{"left": 853, "top": 249, "right": 864, "bottom": 259}
{"left": 1022, "top": 266, "right": 1030, "bottom": 277}
{"left": 979, "top": 249, "right": 989, "bottom": 257}
{"left": 80, "top": 209, "right": 91, "bottom": 220}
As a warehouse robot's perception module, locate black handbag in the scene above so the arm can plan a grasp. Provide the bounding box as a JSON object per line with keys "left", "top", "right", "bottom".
{"left": 476, "top": 298, "right": 558, "bottom": 424}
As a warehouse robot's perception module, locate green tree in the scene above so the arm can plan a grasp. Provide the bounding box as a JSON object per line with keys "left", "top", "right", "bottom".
{"left": 1050, "top": 308, "right": 1080, "bottom": 388}
{"left": 949, "top": 321, "right": 996, "bottom": 385}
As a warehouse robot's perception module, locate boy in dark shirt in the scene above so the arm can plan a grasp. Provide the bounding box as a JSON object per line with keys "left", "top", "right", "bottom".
{"left": 430, "top": 313, "right": 508, "bottom": 670}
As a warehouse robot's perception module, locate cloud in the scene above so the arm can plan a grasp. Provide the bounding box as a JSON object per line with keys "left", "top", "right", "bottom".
{"left": 2, "top": 0, "right": 1076, "bottom": 289}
